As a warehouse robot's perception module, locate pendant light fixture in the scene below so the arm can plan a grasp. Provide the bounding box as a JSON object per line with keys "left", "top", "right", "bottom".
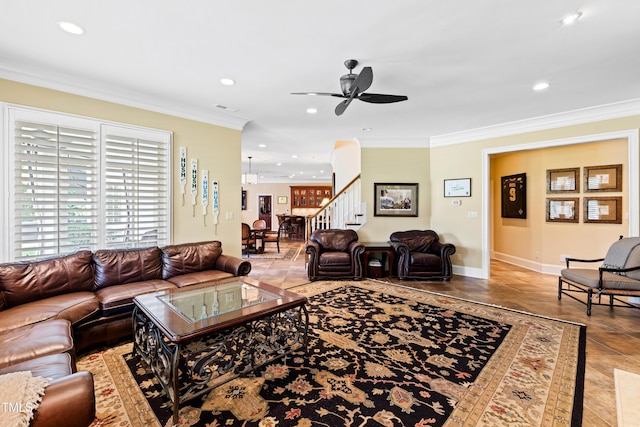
{"left": 242, "top": 156, "right": 258, "bottom": 185}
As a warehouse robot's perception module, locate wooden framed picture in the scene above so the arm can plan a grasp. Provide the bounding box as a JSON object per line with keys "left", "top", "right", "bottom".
{"left": 374, "top": 183, "right": 418, "bottom": 217}
{"left": 444, "top": 178, "right": 471, "bottom": 197}
{"left": 501, "top": 173, "right": 526, "bottom": 218}
{"left": 277, "top": 196, "right": 288, "bottom": 204}
{"left": 546, "top": 198, "right": 579, "bottom": 223}
{"left": 584, "top": 197, "right": 622, "bottom": 224}
{"left": 584, "top": 164, "right": 622, "bottom": 192}
{"left": 547, "top": 167, "right": 579, "bottom": 193}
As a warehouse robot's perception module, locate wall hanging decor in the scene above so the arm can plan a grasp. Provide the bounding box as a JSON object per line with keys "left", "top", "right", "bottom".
{"left": 179, "top": 146, "right": 187, "bottom": 206}
{"left": 201, "top": 169, "right": 209, "bottom": 225}
{"left": 584, "top": 196, "right": 622, "bottom": 224}
{"left": 212, "top": 180, "right": 220, "bottom": 230}
{"left": 501, "top": 173, "right": 526, "bottom": 218}
{"left": 546, "top": 198, "right": 579, "bottom": 223}
{"left": 444, "top": 178, "right": 471, "bottom": 197}
{"left": 191, "top": 158, "right": 198, "bottom": 217}
{"left": 547, "top": 167, "right": 579, "bottom": 193}
{"left": 374, "top": 183, "right": 418, "bottom": 217}
{"left": 584, "top": 164, "right": 622, "bottom": 192}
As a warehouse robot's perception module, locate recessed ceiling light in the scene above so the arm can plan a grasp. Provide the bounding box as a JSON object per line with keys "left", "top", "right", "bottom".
{"left": 258, "top": 144, "right": 266, "bottom": 148}
{"left": 57, "top": 21, "right": 84, "bottom": 35}
{"left": 306, "top": 108, "right": 318, "bottom": 114}
{"left": 220, "top": 78, "right": 235, "bottom": 86}
{"left": 276, "top": 163, "right": 282, "bottom": 166}
{"left": 533, "top": 82, "right": 550, "bottom": 91}
{"left": 291, "top": 154, "right": 298, "bottom": 159}
{"left": 561, "top": 12, "right": 582, "bottom": 26}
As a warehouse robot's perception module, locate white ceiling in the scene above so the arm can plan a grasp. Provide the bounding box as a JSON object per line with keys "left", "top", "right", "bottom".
{"left": 2, "top": 1, "right": 640, "bottom": 183}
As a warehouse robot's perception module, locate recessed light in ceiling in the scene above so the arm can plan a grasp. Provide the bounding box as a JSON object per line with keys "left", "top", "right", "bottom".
{"left": 291, "top": 154, "right": 298, "bottom": 159}
{"left": 533, "top": 82, "right": 550, "bottom": 91}
{"left": 57, "top": 21, "right": 84, "bottom": 35}
{"left": 306, "top": 108, "right": 318, "bottom": 114}
{"left": 220, "top": 78, "right": 235, "bottom": 86}
{"left": 561, "top": 12, "right": 583, "bottom": 26}
{"left": 276, "top": 163, "right": 282, "bottom": 166}
{"left": 258, "top": 144, "right": 266, "bottom": 148}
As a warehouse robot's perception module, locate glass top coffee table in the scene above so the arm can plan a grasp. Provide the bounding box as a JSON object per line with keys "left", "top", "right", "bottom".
{"left": 132, "top": 277, "right": 308, "bottom": 426}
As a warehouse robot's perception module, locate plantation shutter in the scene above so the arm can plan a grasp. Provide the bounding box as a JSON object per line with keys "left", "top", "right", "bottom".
{"left": 103, "top": 125, "right": 170, "bottom": 249}
{"left": 12, "top": 117, "right": 99, "bottom": 260}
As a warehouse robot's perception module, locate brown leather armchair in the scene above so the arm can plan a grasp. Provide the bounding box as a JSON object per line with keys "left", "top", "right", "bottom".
{"left": 306, "top": 229, "right": 365, "bottom": 281}
{"left": 390, "top": 230, "right": 456, "bottom": 280}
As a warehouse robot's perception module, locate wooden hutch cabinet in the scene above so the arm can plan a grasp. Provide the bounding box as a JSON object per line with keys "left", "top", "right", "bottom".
{"left": 290, "top": 186, "right": 332, "bottom": 208}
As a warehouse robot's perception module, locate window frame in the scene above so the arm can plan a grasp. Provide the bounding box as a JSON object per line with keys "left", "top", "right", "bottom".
{"left": 1, "top": 104, "right": 173, "bottom": 261}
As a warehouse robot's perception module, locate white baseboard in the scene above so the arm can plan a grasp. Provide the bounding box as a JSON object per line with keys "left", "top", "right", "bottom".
{"left": 492, "top": 252, "right": 562, "bottom": 276}
{"left": 452, "top": 265, "right": 485, "bottom": 279}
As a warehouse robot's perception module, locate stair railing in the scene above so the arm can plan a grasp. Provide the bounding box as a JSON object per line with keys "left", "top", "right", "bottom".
{"left": 306, "top": 174, "right": 363, "bottom": 240}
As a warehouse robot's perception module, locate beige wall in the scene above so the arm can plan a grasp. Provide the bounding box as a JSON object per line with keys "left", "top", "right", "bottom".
{"left": 358, "top": 147, "right": 430, "bottom": 242}
{"left": 430, "top": 116, "right": 640, "bottom": 274}
{"left": 0, "top": 79, "right": 244, "bottom": 257}
{"left": 492, "top": 139, "right": 628, "bottom": 266}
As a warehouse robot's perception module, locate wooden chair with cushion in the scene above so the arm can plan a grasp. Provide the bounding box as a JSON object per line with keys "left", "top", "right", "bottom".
{"left": 262, "top": 224, "right": 282, "bottom": 253}
{"left": 241, "top": 223, "right": 256, "bottom": 257}
{"left": 390, "top": 230, "right": 456, "bottom": 280}
{"left": 558, "top": 236, "right": 640, "bottom": 315}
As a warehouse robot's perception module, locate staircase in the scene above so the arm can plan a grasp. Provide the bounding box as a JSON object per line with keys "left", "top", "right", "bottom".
{"left": 306, "top": 174, "right": 365, "bottom": 238}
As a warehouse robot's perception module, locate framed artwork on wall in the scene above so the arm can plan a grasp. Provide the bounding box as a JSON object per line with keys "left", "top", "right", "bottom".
{"left": 277, "top": 196, "right": 288, "bottom": 204}
{"left": 584, "top": 164, "right": 622, "bottom": 192}
{"left": 584, "top": 196, "right": 622, "bottom": 224}
{"left": 444, "top": 178, "right": 471, "bottom": 197}
{"left": 374, "top": 183, "right": 419, "bottom": 217}
{"left": 501, "top": 173, "right": 526, "bottom": 218}
{"left": 546, "top": 198, "right": 579, "bottom": 223}
{"left": 241, "top": 190, "right": 247, "bottom": 210}
{"left": 547, "top": 167, "right": 579, "bottom": 193}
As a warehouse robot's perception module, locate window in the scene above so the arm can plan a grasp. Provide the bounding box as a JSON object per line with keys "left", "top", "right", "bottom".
{"left": 2, "top": 106, "right": 171, "bottom": 261}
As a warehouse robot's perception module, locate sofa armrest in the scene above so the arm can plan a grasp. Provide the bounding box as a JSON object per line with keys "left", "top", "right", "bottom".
{"left": 31, "top": 371, "right": 95, "bottom": 427}
{"left": 214, "top": 254, "right": 251, "bottom": 276}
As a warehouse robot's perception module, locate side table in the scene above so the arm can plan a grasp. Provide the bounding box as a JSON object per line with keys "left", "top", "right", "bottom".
{"left": 361, "top": 241, "right": 395, "bottom": 278}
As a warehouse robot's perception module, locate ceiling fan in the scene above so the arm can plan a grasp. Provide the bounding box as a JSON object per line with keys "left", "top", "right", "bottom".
{"left": 292, "top": 59, "right": 408, "bottom": 116}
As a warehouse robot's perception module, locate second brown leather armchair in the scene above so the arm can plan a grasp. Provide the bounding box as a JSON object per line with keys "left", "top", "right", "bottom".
{"left": 306, "top": 229, "right": 365, "bottom": 281}
{"left": 390, "top": 230, "right": 456, "bottom": 280}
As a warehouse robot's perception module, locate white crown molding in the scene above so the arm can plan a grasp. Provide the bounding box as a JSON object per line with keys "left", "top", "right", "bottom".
{"left": 357, "top": 137, "right": 430, "bottom": 148}
{"left": 0, "top": 64, "right": 249, "bottom": 131}
{"left": 430, "top": 98, "right": 640, "bottom": 147}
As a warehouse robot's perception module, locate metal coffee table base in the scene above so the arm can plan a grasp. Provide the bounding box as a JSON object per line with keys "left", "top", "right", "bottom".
{"left": 132, "top": 306, "right": 308, "bottom": 426}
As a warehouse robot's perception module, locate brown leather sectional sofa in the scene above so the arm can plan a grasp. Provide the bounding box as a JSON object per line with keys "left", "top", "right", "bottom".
{"left": 0, "top": 240, "right": 250, "bottom": 427}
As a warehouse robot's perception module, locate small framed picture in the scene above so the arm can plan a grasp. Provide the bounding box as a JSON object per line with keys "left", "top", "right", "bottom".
{"left": 584, "top": 164, "right": 622, "bottom": 192}
{"left": 547, "top": 168, "right": 579, "bottom": 193}
{"left": 584, "top": 197, "right": 622, "bottom": 224}
{"left": 277, "top": 196, "right": 288, "bottom": 204}
{"left": 444, "top": 178, "right": 471, "bottom": 197}
{"left": 546, "top": 198, "right": 579, "bottom": 223}
{"left": 374, "top": 183, "right": 418, "bottom": 217}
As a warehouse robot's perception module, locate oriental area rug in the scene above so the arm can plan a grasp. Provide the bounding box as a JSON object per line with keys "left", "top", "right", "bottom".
{"left": 78, "top": 280, "right": 586, "bottom": 427}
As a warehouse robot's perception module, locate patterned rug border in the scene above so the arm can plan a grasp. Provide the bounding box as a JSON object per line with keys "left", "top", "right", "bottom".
{"left": 80, "top": 279, "right": 586, "bottom": 427}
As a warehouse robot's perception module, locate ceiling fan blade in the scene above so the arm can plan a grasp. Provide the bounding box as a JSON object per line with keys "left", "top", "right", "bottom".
{"left": 335, "top": 98, "right": 352, "bottom": 116}
{"left": 291, "top": 92, "right": 346, "bottom": 98}
{"left": 358, "top": 93, "right": 408, "bottom": 104}
{"left": 351, "top": 66, "right": 373, "bottom": 94}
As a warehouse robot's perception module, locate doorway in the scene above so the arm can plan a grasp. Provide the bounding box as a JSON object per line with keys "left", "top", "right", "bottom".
{"left": 258, "top": 195, "right": 272, "bottom": 230}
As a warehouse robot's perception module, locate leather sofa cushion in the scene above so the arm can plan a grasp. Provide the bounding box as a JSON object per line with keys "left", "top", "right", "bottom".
{"left": 319, "top": 252, "right": 351, "bottom": 266}
{"left": 0, "top": 292, "right": 98, "bottom": 333}
{"left": 310, "top": 229, "right": 358, "bottom": 252}
{"left": 410, "top": 252, "right": 442, "bottom": 268}
{"left": 0, "top": 319, "right": 73, "bottom": 369}
{"left": 161, "top": 241, "right": 222, "bottom": 279}
{"left": 166, "top": 270, "right": 234, "bottom": 288}
{"left": 95, "top": 279, "right": 176, "bottom": 310}
{"left": 390, "top": 230, "right": 437, "bottom": 252}
{"left": 94, "top": 246, "right": 163, "bottom": 289}
{"left": 0, "top": 251, "right": 94, "bottom": 309}
{"left": 0, "top": 353, "right": 73, "bottom": 379}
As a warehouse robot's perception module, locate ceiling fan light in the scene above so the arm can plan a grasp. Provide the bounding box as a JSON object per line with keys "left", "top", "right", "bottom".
{"left": 57, "top": 21, "right": 84, "bottom": 35}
